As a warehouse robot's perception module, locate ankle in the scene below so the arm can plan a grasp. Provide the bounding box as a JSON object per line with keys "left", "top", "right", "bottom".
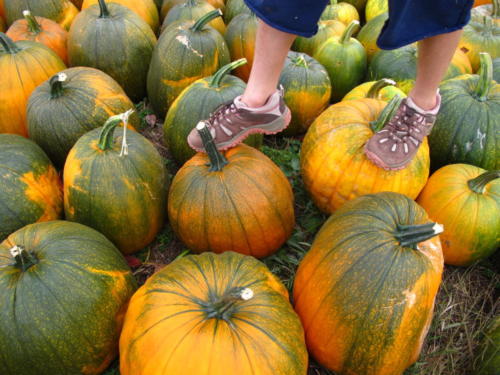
{"left": 408, "top": 91, "right": 441, "bottom": 113}
{"left": 240, "top": 92, "right": 274, "bottom": 108}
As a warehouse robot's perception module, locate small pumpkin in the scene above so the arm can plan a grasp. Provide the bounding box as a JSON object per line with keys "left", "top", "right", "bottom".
{"left": 292, "top": 19, "right": 345, "bottom": 57}
{"left": 27, "top": 68, "right": 140, "bottom": 168}
{"left": 0, "top": 220, "right": 137, "bottom": 375}
{"left": 120, "top": 251, "right": 308, "bottom": 375}
{"left": 68, "top": 0, "right": 157, "bottom": 102}
{"left": 429, "top": 53, "right": 499, "bottom": 170}
{"left": 279, "top": 52, "right": 332, "bottom": 136}
{"left": 356, "top": 11, "right": 388, "bottom": 61}
{"left": 460, "top": 16, "right": 500, "bottom": 72}
{"left": 365, "top": 0, "right": 388, "bottom": 21}
{"left": 301, "top": 97, "right": 430, "bottom": 213}
{"left": 417, "top": 164, "right": 499, "bottom": 266}
{"left": 223, "top": 0, "right": 250, "bottom": 24}
{"left": 64, "top": 112, "right": 169, "bottom": 254}
{"left": 161, "top": 0, "right": 224, "bottom": 20}
{"left": 168, "top": 123, "right": 295, "bottom": 258}
{"left": 471, "top": 0, "right": 499, "bottom": 25}
{"left": 6, "top": 10, "right": 68, "bottom": 64}
{"left": 161, "top": 0, "right": 225, "bottom": 35}
{"left": 148, "top": 9, "right": 230, "bottom": 118}
{"left": 293, "top": 192, "right": 444, "bottom": 375}
{"left": 474, "top": 316, "right": 500, "bottom": 375}
{"left": 342, "top": 78, "right": 407, "bottom": 102}
{"left": 0, "top": 32, "right": 66, "bottom": 137}
{"left": 320, "top": 0, "right": 359, "bottom": 26}
{"left": 0, "top": 134, "right": 62, "bottom": 241}
{"left": 4, "top": 0, "right": 78, "bottom": 29}
{"left": 314, "top": 20, "right": 367, "bottom": 102}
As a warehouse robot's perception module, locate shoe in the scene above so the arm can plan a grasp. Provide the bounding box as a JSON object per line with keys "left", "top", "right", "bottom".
{"left": 365, "top": 96, "right": 440, "bottom": 171}
{"left": 187, "top": 89, "right": 291, "bottom": 152}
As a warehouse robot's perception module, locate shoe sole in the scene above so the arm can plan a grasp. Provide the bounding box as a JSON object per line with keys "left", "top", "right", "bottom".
{"left": 364, "top": 146, "right": 408, "bottom": 171}
{"left": 188, "top": 108, "right": 292, "bottom": 153}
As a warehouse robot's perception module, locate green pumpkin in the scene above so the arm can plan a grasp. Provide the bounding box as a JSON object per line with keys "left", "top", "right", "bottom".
{"left": 0, "top": 135, "right": 63, "bottom": 241}
{"left": 279, "top": 52, "right": 332, "bottom": 136}
{"left": 314, "top": 21, "right": 367, "bottom": 102}
{"left": 161, "top": 0, "right": 226, "bottom": 35}
{"left": 493, "top": 57, "right": 500, "bottom": 82}
{"left": 365, "top": 0, "right": 387, "bottom": 21}
{"left": 68, "top": 0, "right": 157, "bottom": 102}
{"left": 223, "top": 0, "right": 251, "bottom": 24}
{"left": 460, "top": 16, "right": 500, "bottom": 72}
{"left": 357, "top": 12, "right": 388, "bottom": 61}
{"left": 429, "top": 53, "right": 500, "bottom": 170}
{"left": 27, "top": 67, "right": 140, "bottom": 168}
{"left": 292, "top": 19, "right": 346, "bottom": 57}
{"left": 64, "top": 112, "right": 170, "bottom": 254}
{"left": 320, "top": 0, "right": 359, "bottom": 26}
{"left": 0, "top": 220, "right": 137, "bottom": 375}
{"left": 474, "top": 316, "right": 500, "bottom": 375}
{"left": 148, "top": 10, "right": 230, "bottom": 118}
{"left": 4, "top": 0, "right": 78, "bottom": 29}
{"left": 342, "top": 0, "right": 367, "bottom": 13}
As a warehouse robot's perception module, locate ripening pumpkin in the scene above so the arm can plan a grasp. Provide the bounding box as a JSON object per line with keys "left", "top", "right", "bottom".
{"left": 417, "top": 164, "right": 499, "bottom": 266}
{"left": 0, "top": 135, "right": 62, "bottom": 242}
{"left": 293, "top": 192, "right": 444, "bottom": 375}
{"left": 471, "top": 0, "right": 499, "bottom": 25}
{"left": 68, "top": 0, "right": 157, "bottom": 102}
{"left": 161, "top": 0, "right": 224, "bottom": 19}
{"left": 148, "top": 10, "right": 230, "bottom": 117}
{"left": 474, "top": 316, "right": 500, "bottom": 375}
{"left": 4, "top": 0, "right": 78, "bottom": 29}
{"left": 365, "top": 0, "right": 387, "bottom": 21}
{"left": 459, "top": 16, "right": 500, "bottom": 72}
{"left": 6, "top": 10, "right": 68, "bottom": 64}
{"left": 64, "top": 112, "right": 169, "bottom": 254}
{"left": 168, "top": 124, "right": 295, "bottom": 258}
{"left": 0, "top": 17, "right": 5, "bottom": 31}
{"left": 27, "top": 67, "right": 140, "bottom": 168}
{"left": 357, "top": 12, "right": 388, "bottom": 61}
{"left": 161, "top": 0, "right": 225, "bottom": 35}
{"left": 163, "top": 59, "right": 262, "bottom": 165}
{"left": 343, "top": 0, "right": 367, "bottom": 13}
{"left": 342, "top": 78, "right": 407, "bottom": 102}
{"left": 301, "top": 97, "right": 430, "bottom": 213}
{"left": 223, "top": 0, "right": 250, "bottom": 24}
{"left": 82, "top": 0, "right": 160, "bottom": 32}
{"left": 279, "top": 52, "right": 332, "bottom": 136}
{"left": 0, "top": 0, "right": 4, "bottom": 19}
{"left": 475, "top": 0, "right": 492, "bottom": 6}
{"left": 314, "top": 21, "right": 367, "bottom": 102}
{"left": 0, "top": 33, "right": 66, "bottom": 137}
{"left": 70, "top": 0, "right": 83, "bottom": 8}
{"left": 320, "top": 0, "right": 359, "bottom": 26}
{"left": 429, "top": 53, "right": 499, "bottom": 170}
{"left": 120, "top": 251, "right": 308, "bottom": 375}
{"left": 0, "top": 220, "right": 137, "bottom": 375}
{"left": 292, "top": 19, "right": 345, "bottom": 57}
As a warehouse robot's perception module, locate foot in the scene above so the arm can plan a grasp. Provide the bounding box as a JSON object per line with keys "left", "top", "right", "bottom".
{"left": 365, "top": 96, "right": 440, "bottom": 170}
{"left": 187, "top": 89, "right": 291, "bottom": 152}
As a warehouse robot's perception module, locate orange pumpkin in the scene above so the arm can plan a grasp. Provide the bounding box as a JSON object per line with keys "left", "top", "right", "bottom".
{"left": 474, "top": 0, "right": 492, "bottom": 6}
{"left": 0, "top": 17, "right": 5, "bottom": 31}
{"left": 342, "top": 78, "right": 407, "bottom": 102}
{"left": 4, "top": 0, "right": 79, "bottom": 30}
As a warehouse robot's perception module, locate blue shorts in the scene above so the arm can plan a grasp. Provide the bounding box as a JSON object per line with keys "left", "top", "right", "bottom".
{"left": 244, "top": 0, "right": 474, "bottom": 49}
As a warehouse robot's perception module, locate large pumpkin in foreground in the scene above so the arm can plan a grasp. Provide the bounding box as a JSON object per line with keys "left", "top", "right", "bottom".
{"left": 120, "top": 251, "right": 308, "bottom": 375}
{"left": 294, "top": 192, "right": 444, "bottom": 375}
{"left": 0, "top": 220, "right": 137, "bottom": 375}
{"left": 301, "top": 97, "right": 430, "bottom": 213}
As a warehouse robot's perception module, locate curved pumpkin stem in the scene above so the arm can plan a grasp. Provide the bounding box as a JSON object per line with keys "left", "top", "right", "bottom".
{"left": 23, "top": 10, "right": 42, "bottom": 34}
{"left": 9, "top": 245, "right": 38, "bottom": 271}
{"left": 475, "top": 53, "right": 493, "bottom": 101}
{"left": 196, "top": 122, "right": 228, "bottom": 171}
{"left": 292, "top": 53, "right": 309, "bottom": 69}
{"left": 209, "top": 58, "right": 247, "bottom": 88}
{"left": 366, "top": 78, "right": 396, "bottom": 99}
{"left": 339, "top": 20, "right": 359, "bottom": 44}
{"left": 371, "top": 95, "right": 403, "bottom": 133}
{"left": 0, "top": 32, "right": 21, "bottom": 54}
{"left": 191, "top": 9, "right": 223, "bottom": 32}
{"left": 98, "top": 0, "right": 110, "bottom": 18}
{"left": 204, "top": 287, "right": 254, "bottom": 320}
{"left": 468, "top": 170, "right": 500, "bottom": 194}
{"left": 98, "top": 110, "right": 134, "bottom": 151}
{"left": 50, "top": 72, "right": 68, "bottom": 99}
{"left": 394, "top": 222, "right": 444, "bottom": 250}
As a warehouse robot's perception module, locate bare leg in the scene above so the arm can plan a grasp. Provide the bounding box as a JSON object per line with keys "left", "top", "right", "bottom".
{"left": 241, "top": 20, "right": 297, "bottom": 108}
{"left": 410, "top": 29, "right": 463, "bottom": 110}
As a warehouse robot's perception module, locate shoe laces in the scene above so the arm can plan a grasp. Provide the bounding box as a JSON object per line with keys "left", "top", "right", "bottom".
{"left": 381, "top": 103, "right": 427, "bottom": 153}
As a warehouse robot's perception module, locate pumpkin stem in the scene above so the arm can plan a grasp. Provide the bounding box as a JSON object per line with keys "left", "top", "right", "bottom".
{"left": 191, "top": 9, "right": 223, "bottom": 32}
{"left": 204, "top": 287, "right": 254, "bottom": 321}
{"left": 394, "top": 222, "right": 444, "bottom": 250}
{"left": 339, "top": 20, "right": 359, "bottom": 44}
{"left": 209, "top": 58, "right": 247, "bottom": 88}
{"left": 493, "top": 0, "right": 500, "bottom": 18}
{"left": 98, "top": 112, "right": 127, "bottom": 150}
{"left": 119, "top": 109, "right": 134, "bottom": 157}
{"left": 370, "top": 95, "right": 403, "bottom": 133}
{"left": 475, "top": 53, "right": 493, "bottom": 101}
{"left": 366, "top": 78, "right": 396, "bottom": 99}
{"left": 196, "top": 122, "right": 228, "bottom": 171}
{"left": 468, "top": 170, "right": 500, "bottom": 194}
{"left": 23, "top": 10, "right": 42, "bottom": 34}
{"left": 98, "top": 0, "right": 110, "bottom": 18}
{"left": 9, "top": 245, "right": 38, "bottom": 272}
{"left": 49, "top": 73, "right": 68, "bottom": 99}
{"left": 0, "top": 32, "right": 21, "bottom": 54}
{"left": 292, "top": 53, "right": 309, "bottom": 69}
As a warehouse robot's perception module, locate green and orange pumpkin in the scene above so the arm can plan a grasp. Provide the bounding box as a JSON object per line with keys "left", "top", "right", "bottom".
{"left": 471, "top": 0, "right": 499, "bottom": 25}
{"left": 460, "top": 16, "right": 500, "bottom": 72}
{"left": 0, "top": 17, "right": 5, "bottom": 32}
{"left": 342, "top": 0, "right": 367, "bottom": 13}
{"left": 161, "top": 0, "right": 225, "bottom": 20}
{"left": 342, "top": 78, "right": 406, "bottom": 102}
{"left": 161, "top": 0, "right": 225, "bottom": 34}
{"left": 365, "top": 0, "right": 387, "bottom": 21}
{"left": 292, "top": 19, "right": 345, "bottom": 57}
{"left": 320, "top": 0, "right": 359, "bottom": 26}
{"left": 223, "top": 0, "right": 250, "bottom": 24}
{"left": 356, "top": 12, "right": 388, "bottom": 61}
{"left": 4, "top": 0, "right": 79, "bottom": 29}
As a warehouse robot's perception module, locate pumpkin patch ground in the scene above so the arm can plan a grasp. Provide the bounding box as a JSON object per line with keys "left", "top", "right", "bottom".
{"left": 100, "top": 102, "right": 499, "bottom": 375}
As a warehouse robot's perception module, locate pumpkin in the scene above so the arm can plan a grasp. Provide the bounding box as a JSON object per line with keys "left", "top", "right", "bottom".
{"left": 320, "top": 0, "right": 359, "bottom": 26}
{"left": 0, "top": 17, "right": 5, "bottom": 32}
{"left": 475, "top": 0, "right": 492, "bottom": 6}
{"left": 342, "top": 0, "right": 367, "bottom": 13}
{"left": 161, "top": 0, "right": 224, "bottom": 19}
{"left": 82, "top": 0, "right": 160, "bottom": 32}
{"left": 148, "top": 10, "right": 230, "bottom": 118}
{"left": 163, "top": 59, "right": 262, "bottom": 165}
{"left": 68, "top": 0, "right": 156, "bottom": 102}
{"left": 0, "top": 135, "right": 62, "bottom": 241}
{"left": 279, "top": 52, "right": 332, "bottom": 136}
{"left": 0, "top": 33, "right": 66, "bottom": 137}
{"left": 64, "top": 112, "right": 169, "bottom": 254}
{"left": 223, "top": 0, "right": 250, "bottom": 24}
{"left": 314, "top": 20, "right": 367, "bottom": 102}
{"left": 357, "top": 12, "right": 388, "bottom": 61}
{"left": 27, "top": 68, "right": 140, "bottom": 168}
{"left": 4, "top": 0, "right": 78, "bottom": 29}
{"left": 161, "top": 0, "right": 225, "bottom": 35}
{"left": 474, "top": 316, "right": 500, "bottom": 375}
{"left": 224, "top": 12, "right": 257, "bottom": 82}
{"left": 168, "top": 123, "right": 294, "bottom": 258}
{"left": 293, "top": 192, "right": 444, "bottom": 375}
{"left": 494, "top": 57, "right": 500, "bottom": 81}
{"left": 460, "top": 16, "right": 500, "bottom": 72}
{"left": 471, "top": 0, "right": 499, "bottom": 25}
{"left": 342, "top": 78, "right": 407, "bottom": 102}
{"left": 417, "top": 164, "right": 499, "bottom": 266}
{"left": 301, "top": 97, "right": 430, "bottom": 213}
{"left": 70, "top": 0, "right": 83, "bottom": 8}
{"left": 429, "top": 53, "right": 499, "bottom": 170}
{"left": 365, "top": 0, "right": 387, "bottom": 21}
{"left": 120, "top": 251, "right": 308, "bottom": 375}
{"left": 6, "top": 10, "right": 68, "bottom": 64}
{"left": 0, "top": 220, "right": 137, "bottom": 375}
{"left": 368, "top": 45, "right": 473, "bottom": 94}
{"left": 0, "top": 0, "right": 4, "bottom": 19}
{"left": 292, "top": 19, "right": 345, "bottom": 57}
